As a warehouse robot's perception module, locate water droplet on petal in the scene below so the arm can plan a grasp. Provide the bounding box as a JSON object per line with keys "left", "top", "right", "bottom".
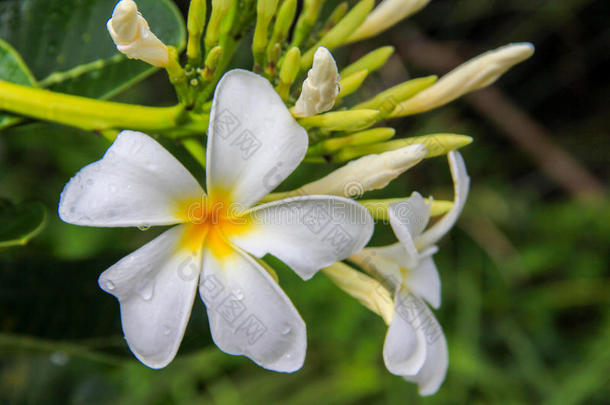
{"left": 138, "top": 225, "right": 151, "bottom": 231}
{"left": 282, "top": 325, "right": 292, "bottom": 335}
{"left": 104, "top": 280, "right": 116, "bottom": 291}
{"left": 137, "top": 279, "right": 155, "bottom": 301}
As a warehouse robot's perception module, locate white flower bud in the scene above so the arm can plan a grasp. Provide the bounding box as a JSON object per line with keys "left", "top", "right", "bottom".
{"left": 390, "top": 43, "right": 535, "bottom": 117}
{"left": 299, "top": 144, "right": 427, "bottom": 197}
{"left": 348, "top": 0, "right": 430, "bottom": 42}
{"left": 292, "top": 47, "right": 340, "bottom": 118}
{"left": 107, "top": 0, "right": 169, "bottom": 67}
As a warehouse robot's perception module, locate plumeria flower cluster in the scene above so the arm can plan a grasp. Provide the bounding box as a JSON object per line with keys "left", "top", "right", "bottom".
{"left": 13, "top": 0, "right": 534, "bottom": 397}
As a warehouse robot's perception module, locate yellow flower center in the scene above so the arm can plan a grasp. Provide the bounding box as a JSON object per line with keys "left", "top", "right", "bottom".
{"left": 175, "top": 189, "right": 254, "bottom": 260}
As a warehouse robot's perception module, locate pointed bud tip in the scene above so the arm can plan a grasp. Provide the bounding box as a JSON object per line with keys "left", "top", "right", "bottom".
{"left": 385, "top": 144, "right": 427, "bottom": 169}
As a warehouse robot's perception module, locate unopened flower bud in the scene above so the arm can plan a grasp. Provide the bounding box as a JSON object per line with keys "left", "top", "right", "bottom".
{"left": 390, "top": 43, "right": 535, "bottom": 117}
{"left": 299, "top": 144, "right": 427, "bottom": 197}
{"left": 107, "top": 0, "right": 169, "bottom": 67}
{"left": 348, "top": 0, "right": 430, "bottom": 43}
{"left": 293, "top": 47, "right": 340, "bottom": 117}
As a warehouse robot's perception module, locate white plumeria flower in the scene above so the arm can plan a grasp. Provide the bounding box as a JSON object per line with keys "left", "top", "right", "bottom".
{"left": 58, "top": 70, "right": 374, "bottom": 371}
{"left": 350, "top": 151, "right": 469, "bottom": 395}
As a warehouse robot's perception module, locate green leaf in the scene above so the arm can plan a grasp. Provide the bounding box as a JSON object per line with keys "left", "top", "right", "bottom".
{"left": 0, "top": 38, "right": 37, "bottom": 129}
{"left": 0, "top": 200, "right": 47, "bottom": 248}
{"left": 0, "top": 0, "right": 186, "bottom": 100}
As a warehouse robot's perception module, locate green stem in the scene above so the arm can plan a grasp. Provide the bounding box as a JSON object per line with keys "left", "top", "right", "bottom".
{"left": 182, "top": 137, "right": 207, "bottom": 167}
{"left": 0, "top": 80, "right": 207, "bottom": 134}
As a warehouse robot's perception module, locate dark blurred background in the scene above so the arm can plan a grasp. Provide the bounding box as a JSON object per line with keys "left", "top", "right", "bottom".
{"left": 1, "top": 0, "right": 609, "bottom": 403}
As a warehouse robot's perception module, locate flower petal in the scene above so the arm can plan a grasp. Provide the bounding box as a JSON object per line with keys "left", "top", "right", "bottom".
{"left": 59, "top": 131, "right": 204, "bottom": 227}
{"left": 402, "top": 306, "right": 448, "bottom": 396}
{"left": 388, "top": 192, "right": 430, "bottom": 267}
{"left": 206, "top": 70, "right": 308, "bottom": 210}
{"left": 407, "top": 249, "right": 441, "bottom": 309}
{"left": 383, "top": 286, "right": 428, "bottom": 376}
{"left": 231, "top": 196, "right": 374, "bottom": 280}
{"left": 416, "top": 151, "right": 470, "bottom": 247}
{"left": 98, "top": 225, "right": 201, "bottom": 368}
{"left": 352, "top": 245, "right": 404, "bottom": 291}
{"left": 199, "top": 241, "right": 306, "bottom": 372}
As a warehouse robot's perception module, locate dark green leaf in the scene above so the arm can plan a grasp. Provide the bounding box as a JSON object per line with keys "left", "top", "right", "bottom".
{"left": 0, "top": 0, "right": 185, "bottom": 100}
{"left": 0, "top": 38, "right": 37, "bottom": 129}
{"left": 0, "top": 200, "right": 47, "bottom": 248}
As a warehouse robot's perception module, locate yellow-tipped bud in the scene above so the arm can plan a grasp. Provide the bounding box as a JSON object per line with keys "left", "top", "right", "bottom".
{"left": 320, "top": 2, "right": 349, "bottom": 36}
{"left": 293, "top": 47, "right": 340, "bottom": 118}
{"left": 290, "top": 0, "right": 324, "bottom": 48}
{"left": 107, "top": 0, "right": 169, "bottom": 67}
{"left": 204, "top": 0, "right": 234, "bottom": 53}
{"left": 201, "top": 45, "right": 223, "bottom": 80}
{"left": 186, "top": 0, "right": 207, "bottom": 65}
{"left": 340, "top": 46, "right": 394, "bottom": 77}
{"left": 300, "top": 0, "right": 375, "bottom": 70}
{"left": 308, "top": 127, "right": 396, "bottom": 156}
{"left": 390, "top": 43, "right": 536, "bottom": 117}
{"left": 276, "top": 47, "right": 301, "bottom": 100}
{"left": 268, "top": 0, "right": 297, "bottom": 47}
{"left": 360, "top": 198, "right": 454, "bottom": 221}
{"left": 333, "top": 133, "right": 473, "bottom": 162}
{"left": 337, "top": 69, "right": 368, "bottom": 99}
{"left": 297, "top": 109, "right": 380, "bottom": 132}
{"left": 348, "top": 0, "right": 430, "bottom": 43}
{"left": 353, "top": 75, "right": 437, "bottom": 114}
{"left": 252, "top": 0, "right": 280, "bottom": 67}
{"left": 298, "top": 144, "right": 427, "bottom": 197}
{"left": 323, "top": 263, "right": 394, "bottom": 325}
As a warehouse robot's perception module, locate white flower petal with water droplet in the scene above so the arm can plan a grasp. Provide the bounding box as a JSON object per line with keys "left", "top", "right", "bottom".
{"left": 98, "top": 225, "right": 202, "bottom": 369}
{"left": 59, "top": 131, "right": 204, "bottom": 227}
{"left": 199, "top": 242, "right": 306, "bottom": 372}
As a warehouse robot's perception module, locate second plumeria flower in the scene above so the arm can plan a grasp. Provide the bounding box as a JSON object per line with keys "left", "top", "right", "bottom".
{"left": 59, "top": 70, "right": 374, "bottom": 371}
{"left": 350, "top": 151, "right": 470, "bottom": 395}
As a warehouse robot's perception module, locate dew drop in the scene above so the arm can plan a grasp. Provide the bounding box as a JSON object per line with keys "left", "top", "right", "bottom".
{"left": 138, "top": 225, "right": 151, "bottom": 231}
{"left": 137, "top": 279, "right": 155, "bottom": 301}
{"left": 282, "top": 325, "right": 292, "bottom": 335}
{"left": 104, "top": 280, "right": 116, "bottom": 291}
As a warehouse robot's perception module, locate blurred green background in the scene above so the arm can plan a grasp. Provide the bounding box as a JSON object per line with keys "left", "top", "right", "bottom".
{"left": 1, "top": 0, "right": 609, "bottom": 403}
